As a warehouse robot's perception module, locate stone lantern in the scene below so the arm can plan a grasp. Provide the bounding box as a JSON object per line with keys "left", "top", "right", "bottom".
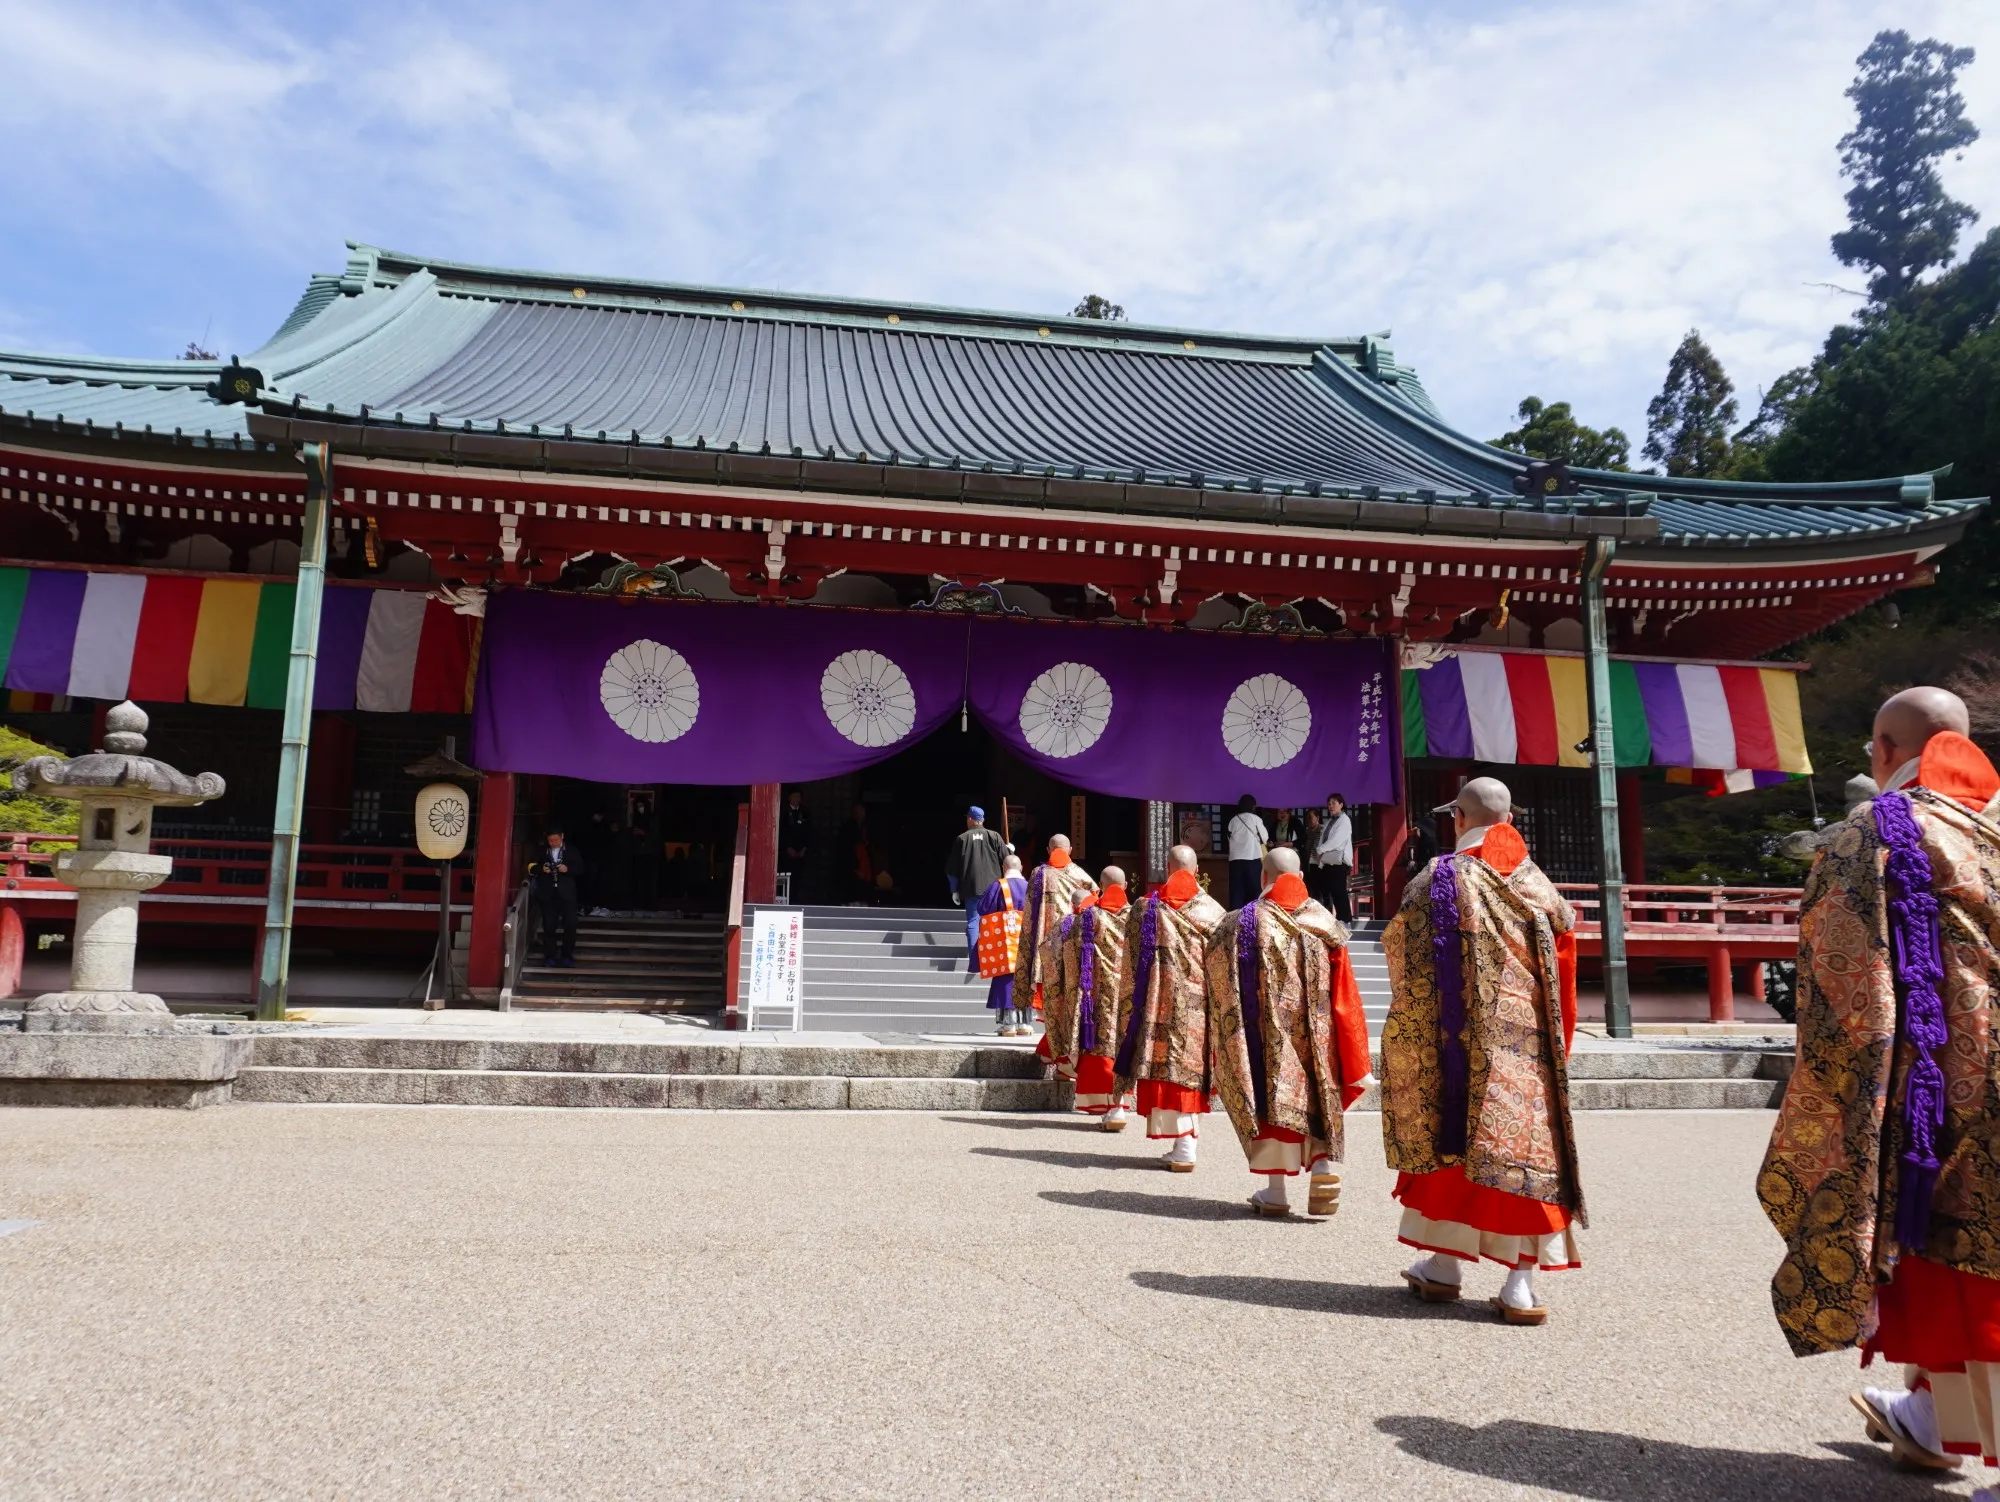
{"left": 9, "top": 701, "right": 224, "bottom": 1032}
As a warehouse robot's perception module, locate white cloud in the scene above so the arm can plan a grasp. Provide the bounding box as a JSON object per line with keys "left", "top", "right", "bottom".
{"left": 0, "top": 0, "right": 1996, "bottom": 449}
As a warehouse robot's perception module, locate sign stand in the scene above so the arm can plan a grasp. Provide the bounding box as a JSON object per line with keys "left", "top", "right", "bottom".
{"left": 746, "top": 908, "right": 806, "bottom": 1031}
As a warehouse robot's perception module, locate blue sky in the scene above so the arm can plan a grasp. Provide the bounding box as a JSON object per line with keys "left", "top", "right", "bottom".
{"left": 2, "top": 0, "right": 1997, "bottom": 448}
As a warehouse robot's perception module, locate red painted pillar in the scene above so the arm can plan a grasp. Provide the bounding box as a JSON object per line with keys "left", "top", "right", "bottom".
{"left": 1376, "top": 646, "right": 1412, "bottom": 917}
{"left": 304, "top": 715, "right": 357, "bottom": 843}
{"left": 0, "top": 901, "right": 22, "bottom": 999}
{"left": 747, "top": 782, "right": 780, "bottom": 905}
{"left": 1707, "top": 944, "right": 1735, "bottom": 1023}
{"left": 1617, "top": 773, "right": 1646, "bottom": 885}
{"left": 467, "top": 771, "right": 518, "bottom": 994}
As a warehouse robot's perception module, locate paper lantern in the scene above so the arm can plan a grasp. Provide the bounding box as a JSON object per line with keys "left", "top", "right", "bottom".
{"left": 414, "top": 782, "right": 471, "bottom": 861}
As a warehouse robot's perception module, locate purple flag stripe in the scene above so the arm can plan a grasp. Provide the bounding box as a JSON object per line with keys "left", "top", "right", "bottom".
{"left": 1416, "top": 654, "right": 1473, "bottom": 761}
{"left": 3, "top": 569, "right": 87, "bottom": 694}
{"left": 312, "top": 588, "right": 376, "bottom": 711}
{"left": 1632, "top": 662, "right": 1693, "bottom": 768}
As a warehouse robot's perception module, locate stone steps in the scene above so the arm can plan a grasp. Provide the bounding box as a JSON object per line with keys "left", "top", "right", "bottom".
{"left": 226, "top": 1032, "right": 1792, "bottom": 1112}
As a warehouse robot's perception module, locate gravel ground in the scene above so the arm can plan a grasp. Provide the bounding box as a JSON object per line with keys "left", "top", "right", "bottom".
{"left": 0, "top": 1106, "right": 1976, "bottom": 1501}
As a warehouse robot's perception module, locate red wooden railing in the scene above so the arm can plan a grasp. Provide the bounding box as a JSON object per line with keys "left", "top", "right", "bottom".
{"left": 1554, "top": 881, "right": 1802, "bottom": 1023}
{"left": 1, "top": 832, "right": 475, "bottom": 907}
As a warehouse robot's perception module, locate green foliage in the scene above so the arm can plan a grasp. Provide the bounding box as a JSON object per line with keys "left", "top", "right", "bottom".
{"left": 1643, "top": 330, "right": 1739, "bottom": 477}
{"left": 1491, "top": 397, "right": 1630, "bottom": 470}
{"left": 1644, "top": 791, "right": 1814, "bottom": 887}
{"left": 1762, "top": 226, "right": 2000, "bottom": 618}
{"left": 1833, "top": 29, "right": 1980, "bottom": 304}
{"left": 0, "top": 724, "right": 78, "bottom": 840}
{"left": 1070, "top": 294, "right": 1126, "bottom": 321}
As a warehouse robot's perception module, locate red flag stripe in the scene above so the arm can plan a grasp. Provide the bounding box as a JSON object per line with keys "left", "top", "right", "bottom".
{"left": 126, "top": 575, "right": 205, "bottom": 703}
{"left": 1502, "top": 652, "right": 1559, "bottom": 765}
{"left": 1718, "top": 666, "right": 1778, "bottom": 771}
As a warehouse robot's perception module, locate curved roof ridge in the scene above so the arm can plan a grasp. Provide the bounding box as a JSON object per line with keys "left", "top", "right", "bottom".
{"left": 350, "top": 240, "right": 1379, "bottom": 363}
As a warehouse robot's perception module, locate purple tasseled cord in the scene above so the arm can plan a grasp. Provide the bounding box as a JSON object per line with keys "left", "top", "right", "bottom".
{"left": 1077, "top": 906, "right": 1100, "bottom": 1050}
{"left": 1023, "top": 871, "right": 1047, "bottom": 986}
{"left": 1431, "top": 854, "right": 1469, "bottom": 1156}
{"left": 1874, "top": 790, "right": 1951, "bottom": 1249}
{"left": 1237, "top": 903, "right": 1269, "bottom": 1116}
{"left": 1114, "top": 896, "right": 1162, "bottom": 1078}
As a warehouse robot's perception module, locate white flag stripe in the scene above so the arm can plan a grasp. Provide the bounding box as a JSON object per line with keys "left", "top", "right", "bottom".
{"left": 66, "top": 572, "right": 147, "bottom": 700}
{"left": 356, "top": 591, "right": 427, "bottom": 713}
{"left": 1459, "top": 651, "right": 1518, "bottom": 764}
{"left": 1678, "top": 664, "right": 1737, "bottom": 769}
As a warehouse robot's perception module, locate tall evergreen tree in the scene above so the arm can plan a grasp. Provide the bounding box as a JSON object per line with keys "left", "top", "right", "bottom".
{"left": 1643, "top": 331, "right": 1740, "bottom": 477}
{"left": 1832, "top": 30, "right": 1980, "bottom": 304}
{"left": 1492, "top": 396, "right": 1630, "bottom": 470}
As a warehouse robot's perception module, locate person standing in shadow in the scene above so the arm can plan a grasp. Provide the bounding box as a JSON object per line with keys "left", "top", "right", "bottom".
{"left": 531, "top": 828, "right": 583, "bottom": 968}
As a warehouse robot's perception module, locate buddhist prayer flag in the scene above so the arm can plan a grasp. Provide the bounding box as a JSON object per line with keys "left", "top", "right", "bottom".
{"left": 1401, "top": 647, "right": 1810, "bottom": 777}
{"left": 0, "top": 566, "right": 476, "bottom": 713}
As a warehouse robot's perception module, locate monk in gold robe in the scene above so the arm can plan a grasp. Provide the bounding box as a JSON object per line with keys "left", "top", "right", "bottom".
{"left": 1017, "top": 834, "right": 1095, "bottom": 1063}
{"left": 1204, "top": 846, "right": 1372, "bottom": 1218}
{"left": 1116, "top": 844, "right": 1228, "bottom": 1171}
{"left": 1381, "top": 776, "right": 1583, "bottom": 1326}
{"left": 1760, "top": 687, "right": 2000, "bottom": 1476}
{"left": 1047, "top": 866, "right": 1136, "bottom": 1130}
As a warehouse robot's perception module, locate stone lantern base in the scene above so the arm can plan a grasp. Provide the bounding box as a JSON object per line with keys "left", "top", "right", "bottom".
{"left": 21, "top": 991, "right": 176, "bottom": 1034}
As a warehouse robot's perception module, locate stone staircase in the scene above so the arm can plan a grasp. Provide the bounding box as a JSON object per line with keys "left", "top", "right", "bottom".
{"left": 513, "top": 914, "right": 727, "bottom": 1013}
{"left": 737, "top": 906, "right": 1394, "bottom": 1036}
{"left": 738, "top": 905, "right": 991, "bottom": 1033}
{"left": 231, "top": 1031, "right": 1791, "bottom": 1111}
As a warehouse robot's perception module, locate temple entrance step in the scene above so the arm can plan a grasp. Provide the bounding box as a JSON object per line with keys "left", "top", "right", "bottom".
{"left": 513, "top": 914, "right": 727, "bottom": 1013}
{"left": 229, "top": 1033, "right": 1791, "bottom": 1110}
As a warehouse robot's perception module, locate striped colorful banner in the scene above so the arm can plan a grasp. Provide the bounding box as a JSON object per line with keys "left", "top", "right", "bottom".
{"left": 0, "top": 568, "right": 477, "bottom": 713}
{"left": 1401, "top": 647, "right": 1811, "bottom": 775}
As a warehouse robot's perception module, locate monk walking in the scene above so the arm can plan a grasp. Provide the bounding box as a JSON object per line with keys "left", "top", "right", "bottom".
{"left": 1381, "top": 776, "right": 1584, "bottom": 1325}
{"left": 1760, "top": 687, "right": 2000, "bottom": 1477}
{"left": 1205, "top": 846, "right": 1372, "bottom": 1218}
{"left": 1049, "top": 866, "right": 1137, "bottom": 1130}
{"left": 1016, "top": 833, "right": 1096, "bottom": 1056}
{"left": 1116, "top": 845, "right": 1227, "bottom": 1171}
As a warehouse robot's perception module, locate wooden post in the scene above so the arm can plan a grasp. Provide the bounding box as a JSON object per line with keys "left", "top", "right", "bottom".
{"left": 467, "top": 770, "right": 517, "bottom": 995}
{"left": 747, "top": 782, "right": 780, "bottom": 905}
{"left": 1748, "top": 961, "right": 1767, "bottom": 1006}
{"left": 1376, "top": 641, "right": 1412, "bottom": 916}
{"left": 1707, "top": 944, "right": 1735, "bottom": 1023}
{"left": 724, "top": 802, "right": 749, "bottom": 1029}
{"left": 1581, "top": 537, "right": 1634, "bottom": 1038}
{"left": 0, "top": 900, "right": 22, "bottom": 1000}
{"left": 1617, "top": 772, "right": 1646, "bottom": 884}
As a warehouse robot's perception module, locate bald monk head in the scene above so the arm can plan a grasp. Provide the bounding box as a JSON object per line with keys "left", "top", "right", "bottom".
{"left": 1169, "top": 844, "right": 1200, "bottom": 872}
{"left": 1262, "top": 846, "right": 1302, "bottom": 882}
{"left": 1871, "top": 686, "right": 1970, "bottom": 788}
{"left": 1048, "top": 833, "right": 1071, "bottom": 853}
{"left": 1002, "top": 853, "right": 1023, "bottom": 875}
{"left": 1454, "top": 776, "right": 1514, "bottom": 839}
{"left": 1100, "top": 865, "right": 1126, "bottom": 891}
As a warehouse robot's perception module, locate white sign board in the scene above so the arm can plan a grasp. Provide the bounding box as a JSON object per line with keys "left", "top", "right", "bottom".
{"left": 746, "top": 908, "right": 806, "bottom": 1031}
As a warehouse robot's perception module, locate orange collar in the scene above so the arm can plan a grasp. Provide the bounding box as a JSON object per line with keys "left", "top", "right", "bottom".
{"left": 1048, "top": 849, "right": 1071, "bottom": 869}
{"left": 1914, "top": 731, "right": 2000, "bottom": 811}
{"left": 1267, "top": 872, "right": 1309, "bottom": 911}
{"left": 1464, "top": 822, "right": 1529, "bottom": 876}
{"left": 1097, "top": 885, "right": 1129, "bottom": 913}
{"left": 1159, "top": 869, "right": 1201, "bottom": 908}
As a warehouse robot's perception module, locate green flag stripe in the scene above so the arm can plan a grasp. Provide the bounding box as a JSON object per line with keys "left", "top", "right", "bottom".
{"left": 1609, "top": 659, "right": 1652, "bottom": 768}
{"left": 1400, "top": 669, "right": 1428, "bottom": 759}
{"left": 245, "top": 584, "right": 296, "bottom": 710}
{"left": 0, "top": 567, "right": 28, "bottom": 685}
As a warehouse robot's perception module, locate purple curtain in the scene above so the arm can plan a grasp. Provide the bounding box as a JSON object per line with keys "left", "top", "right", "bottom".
{"left": 471, "top": 591, "right": 1396, "bottom": 805}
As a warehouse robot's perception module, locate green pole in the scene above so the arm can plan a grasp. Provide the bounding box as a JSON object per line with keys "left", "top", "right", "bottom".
{"left": 1581, "top": 535, "right": 1633, "bottom": 1039}
{"left": 256, "top": 442, "right": 332, "bottom": 1020}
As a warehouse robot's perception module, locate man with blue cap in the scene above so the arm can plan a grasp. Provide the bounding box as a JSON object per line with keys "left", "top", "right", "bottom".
{"left": 946, "top": 805, "right": 1010, "bottom": 970}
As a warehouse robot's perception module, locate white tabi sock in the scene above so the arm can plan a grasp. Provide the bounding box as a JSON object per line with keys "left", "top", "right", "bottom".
{"left": 1408, "top": 1251, "right": 1462, "bottom": 1288}
{"left": 1165, "top": 1136, "right": 1197, "bottom": 1165}
{"left": 1102, "top": 1105, "right": 1130, "bottom": 1125}
{"left": 1308, "top": 1155, "right": 1337, "bottom": 1179}
{"left": 1252, "top": 1174, "right": 1289, "bottom": 1208}
{"left": 1500, "top": 1262, "right": 1537, "bottom": 1310}
{"left": 1866, "top": 1384, "right": 1943, "bottom": 1455}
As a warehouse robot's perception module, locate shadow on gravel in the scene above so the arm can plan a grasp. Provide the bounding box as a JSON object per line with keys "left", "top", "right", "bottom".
{"left": 1042, "top": 1189, "right": 1278, "bottom": 1222}
{"left": 973, "top": 1147, "right": 1156, "bottom": 1171}
{"left": 941, "top": 1116, "right": 1100, "bottom": 1132}
{"left": 1377, "top": 1417, "right": 1951, "bottom": 1500}
{"left": 1131, "top": 1272, "right": 1480, "bottom": 1320}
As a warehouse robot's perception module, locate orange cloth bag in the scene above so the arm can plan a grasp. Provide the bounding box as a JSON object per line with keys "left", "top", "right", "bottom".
{"left": 977, "top": 882, "right": 1023, "bottom": 978}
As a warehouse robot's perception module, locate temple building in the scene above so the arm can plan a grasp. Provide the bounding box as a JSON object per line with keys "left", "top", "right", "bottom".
{"left": 0, "top": 242, "right": 1985, "bottom": 1028}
